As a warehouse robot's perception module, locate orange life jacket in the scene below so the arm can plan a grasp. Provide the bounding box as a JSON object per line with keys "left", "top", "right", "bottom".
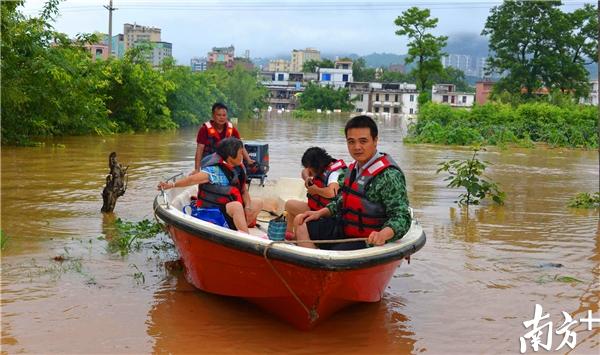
{"left": 307, "top": 159, "right": 347, "bottom": 211}
{"left": 202, "top": 121, "right": 234, "bottom": 157}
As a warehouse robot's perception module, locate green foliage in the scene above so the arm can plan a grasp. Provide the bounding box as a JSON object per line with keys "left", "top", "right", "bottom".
{"left": 1, "top": 1, "right": 266, "bottom": 144}
{"left": 568, "top": 192, "right": 600, "bottom": 209}
{"left": 394, "top": 7, "right": 447, "bottom": 91}
{"left": 352, "top": 58, "right": 377, "bottom": 82}
{"left": 437, "top": 148, "right": 505, "bottom": 206}
{"left": 298, "top": 83, "right": 354, "bottom": 111}
{"left": 482, "top": 1, "right": 597, "bottom": 99}
{"left": 105, "top": 218, "right": 163, "bottom": 256}
{"left": 537, "top": 274, "right": 583, "bottom": 284}
{"left": 1, "top": 230, "right": 9, "bottom": 250}
{"left": 407, "top": 102, "right": 598, "bottom": 148}
{"left": 302, "top": 59, "right": 335, "bottom": 73}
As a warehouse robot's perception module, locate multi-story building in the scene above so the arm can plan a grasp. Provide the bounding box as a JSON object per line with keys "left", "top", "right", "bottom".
{"left": 190, "top": 57, "right": 208, "bottom": 72}
{"left": 111, "top": 34, "right": 125, "bottom": 58}
{"left": 267, "top": 59, "right": 290, "bottom": 72}
{"left": 290, "top": 48, "right": 320, "bottom": 72}
{"left": 208, "top": 45, "right": 235, "bottom": 69}
{"left": 432, "top": 84, "right": 475, "bottom": 107}
{"left": 123, "top": 23, "right": 161, "bottom": 50}
{"left": 84, "top": 43, "right": 109, "bottom": 61}
{"left": 259, "top": 71, "right": 317, "bottom": 110}
{"left": 149, "top": 41, "right": 172, "bottom": 67}
{"left": 317, "top": 60, "right": 353, "bottom": 89}
{"left": 475, "top": 80, "right": 495, "bottom": 105}
{"left": 579, "top": 80, "right": 599, "bottom": 106}
{"left": 443, "top": 53, "right": 490, "bottom": 78}
{"left": 346, "top": 82, "right": 419, "bottom": 115}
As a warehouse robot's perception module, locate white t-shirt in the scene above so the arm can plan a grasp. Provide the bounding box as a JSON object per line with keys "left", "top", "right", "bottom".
{"left": 327, "top": 170, "right": 341, "bottom": 186}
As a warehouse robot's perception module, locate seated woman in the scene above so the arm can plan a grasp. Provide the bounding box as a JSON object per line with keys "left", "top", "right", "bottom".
{"left": 157, "top": 137, "right": 262, "bottom": 234}
{"left": 284, "top": 147, "right": 346, "bottom": 239}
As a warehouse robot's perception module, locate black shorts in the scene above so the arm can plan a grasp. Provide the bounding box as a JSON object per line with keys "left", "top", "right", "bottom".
{"left": 306, "top": 217, "right": 367, "bottom": 251}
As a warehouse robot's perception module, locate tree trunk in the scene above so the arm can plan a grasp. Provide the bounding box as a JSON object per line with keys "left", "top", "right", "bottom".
{"left": 101, "top": 152, "right": 128, "bottom": 213}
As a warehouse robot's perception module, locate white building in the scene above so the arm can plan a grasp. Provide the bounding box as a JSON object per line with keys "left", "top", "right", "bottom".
{"left": 346, "top": 82, "right": 419, "bottom": 115}
{"left": 267, "top": 59, "right": 290, "bottom": 72}
{"left": 431, "top": 84, "right": 475, "bottom": 108}
{"left": 318, "top": 68, "right": 353, "bottom": 89}
{"left": 579, "top": 80, "right": 598, "bottom": 106}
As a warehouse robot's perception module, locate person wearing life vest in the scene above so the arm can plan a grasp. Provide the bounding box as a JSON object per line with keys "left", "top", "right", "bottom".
{"left": 159, "top": 137, "right": 262, "bottom": 234}
{"left": 294, "top": 115, "right": 412, "bottom": 250}
{"left": 284, "top": 147, "right": 346, "bottom": 239}
{"left": 193, "top": 103, "right": 254, "bottom": 174}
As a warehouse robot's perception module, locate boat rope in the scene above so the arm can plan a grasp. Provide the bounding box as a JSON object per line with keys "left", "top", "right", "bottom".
{"left": 262, "top": 237, "right": 369, "bottom": 324}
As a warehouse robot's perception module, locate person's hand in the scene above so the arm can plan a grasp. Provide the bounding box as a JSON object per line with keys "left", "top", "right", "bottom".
{"left": 157, "top": 181, "right": 174, "bottom": 190}
{"left": 367, "top": 228, "right": 393, "bottom": 246}
{"left": 246, "top": 158, "right": 256, "bottom": 166}
{"left": 306, "top": 183, "right": 319, "bottom": 195}
{"left": 295, "top": 210, "right": 321, "bottom": 225}
{"left": 189, "top": 169, "right": 199, "bottom": 176}
{"left": 304, "top": 177, "right": 314, "bottom": 189}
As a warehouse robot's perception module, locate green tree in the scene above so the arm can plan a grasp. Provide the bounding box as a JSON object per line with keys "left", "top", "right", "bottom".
{"left": 430, "top": 67, "right": 472, "bottom": 92}
{"left": 298, "top": 83, "right": 354, "bottom": 111}
{"left": 482, "top": 1, "right": 597, "bottom": 98}
{"left": 352, "top": 58, "right": 377, "bottom": 82}
{"left": 394, "top": 7, "right": 447, "bottom": 92}
{"left": 302, "top": 59, "right": 335, "bottom": 73}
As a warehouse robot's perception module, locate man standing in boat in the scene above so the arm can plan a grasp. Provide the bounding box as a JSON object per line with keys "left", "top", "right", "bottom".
{"left": 294, "top": 115, "right": 411, "bottom": 250}
{"left": 193, "top": 103, "right": 254, "bottom": 174}
{"left": 159, "top": 137, "right": 262, "bottom": 233}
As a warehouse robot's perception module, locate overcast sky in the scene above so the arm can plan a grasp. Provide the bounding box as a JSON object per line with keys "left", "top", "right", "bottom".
{"left": 20, "top": 0, "right": 593, "bottom": 64}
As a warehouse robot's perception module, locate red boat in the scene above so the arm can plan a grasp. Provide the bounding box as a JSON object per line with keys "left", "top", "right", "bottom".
{"left": 154, "top": 178, "right": 426, "bottom": 330}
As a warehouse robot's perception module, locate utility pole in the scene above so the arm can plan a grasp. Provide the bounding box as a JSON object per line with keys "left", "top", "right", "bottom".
{"left": 104, "top": 0, "right": 117, "bottom": 57}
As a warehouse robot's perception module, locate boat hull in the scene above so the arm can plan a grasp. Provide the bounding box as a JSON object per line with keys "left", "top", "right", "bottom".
{"left": 169, "top": 224, "right": 402, "bottom": 330}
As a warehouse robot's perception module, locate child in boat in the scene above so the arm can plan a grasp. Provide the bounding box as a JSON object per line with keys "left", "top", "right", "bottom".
{"left": 284, "top": 147, "right": 347, "bottom": 240}
{"left": 158, "top": 137, "right": 262, "bottom": 234}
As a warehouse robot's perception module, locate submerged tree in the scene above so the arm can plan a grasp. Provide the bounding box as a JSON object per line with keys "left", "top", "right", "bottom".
{"left": 437, "top": 148, "right": 505, "bottom": 206}
{"left": 394, "top": 7, "right": 447, "bottom": 92}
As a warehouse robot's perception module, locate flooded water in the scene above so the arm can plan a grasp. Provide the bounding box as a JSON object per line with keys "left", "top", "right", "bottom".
{"left": 1, "top": 114, "right": 599, "bottom": 354}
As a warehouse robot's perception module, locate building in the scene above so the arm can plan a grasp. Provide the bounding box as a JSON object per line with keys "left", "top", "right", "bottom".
{"left": 123, "top": 23, "right": 161, "bottom": 50}
{"left": 442, "top": 53, "right": 490, "bottom": 78}
{"left": 190, "top": 57, "right": 208, "bottom": 72}
{"left": 290, "top": 48, "right": 320, "bottom": 72}
{"left": 111, "top": 34, "right": 125, "bottom": 58}
{"left": 432, "top": 84, "right": 475, "bottom": 107}
{"left": 579, "top": 80, "right": 599, "bottom": 106}
{"left": 84, "top": 43, "right": 109, "bottom": 61}
{"left": 346, "top": 82, "right": 419, "bottom": 115}
{"left": 267, "top": 59, "right": 290, "bottom": 72}
{"left": 149, "top": 41, "right": 172, "bottom": 67}
{"left": 475, "top": 80, "right": 495, "bottom": 105}
{"left": 318, "top": 62, "right": 353, "bottom": 89}
{"left": 260, "top": 71, "right": 317, "bottom": 110}
{"left": 208, "top": 45, "right": 235, "bottom": 69}
{"left": 388, "top": 63, "right": 405, "bottom": 73}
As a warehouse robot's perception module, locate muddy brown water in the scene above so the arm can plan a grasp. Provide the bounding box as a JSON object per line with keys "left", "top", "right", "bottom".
{"left": 1, "top": 114, "right": 598, "bottom": 354}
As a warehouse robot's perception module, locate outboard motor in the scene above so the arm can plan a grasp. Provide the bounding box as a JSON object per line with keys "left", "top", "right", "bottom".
{"left": 244, "top": 143, "right": 269, "bottom": 186}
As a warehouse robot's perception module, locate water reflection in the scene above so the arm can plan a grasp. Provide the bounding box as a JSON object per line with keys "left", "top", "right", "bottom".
{"left": 147, "top": 272, "right": 417, "bottom": 354}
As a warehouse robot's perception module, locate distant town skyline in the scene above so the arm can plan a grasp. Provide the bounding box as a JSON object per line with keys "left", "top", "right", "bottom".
{"left": 21, "top": 0, "right": 594, "bottom": 65}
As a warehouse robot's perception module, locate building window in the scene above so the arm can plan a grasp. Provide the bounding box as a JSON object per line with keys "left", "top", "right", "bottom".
{"left": 409, "top": 95, "right": 414, "bottom": 102}
{"left": 375, "top": 94, "right": 379, "bottom": 101}
{"left": 277, "top": 73, "right": 284, "bottom": 81}
{"left": 410, "top": 108, "right": 414, "bottom": 114}
{"left": 342, "top": 74, "right": 349, "bottom": 82}
{"left": 375, "top": 107, "right": 380, "bottom": 113}
{"left": 322, "top": 73, "right": 331, "bottom": 81}
{"left": 395, "top": 94, "right": 399, "bottom": 102}
{"left": 393, "top": 107, "right": 399, "bottom": 114}
{"left": 384, "top": 94, "right": 389, "bottom": 101}
{"left": 443, "top": 95, "right": 449, "bottom": 103}
{"left": 462, "top": 96, "right": 467, "bottom": 103}
{"left": 95, "top": 48, "right": 103, "bottom": 57}
{"left": 383, "top": 107, "right": 390, "bottom": 113}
